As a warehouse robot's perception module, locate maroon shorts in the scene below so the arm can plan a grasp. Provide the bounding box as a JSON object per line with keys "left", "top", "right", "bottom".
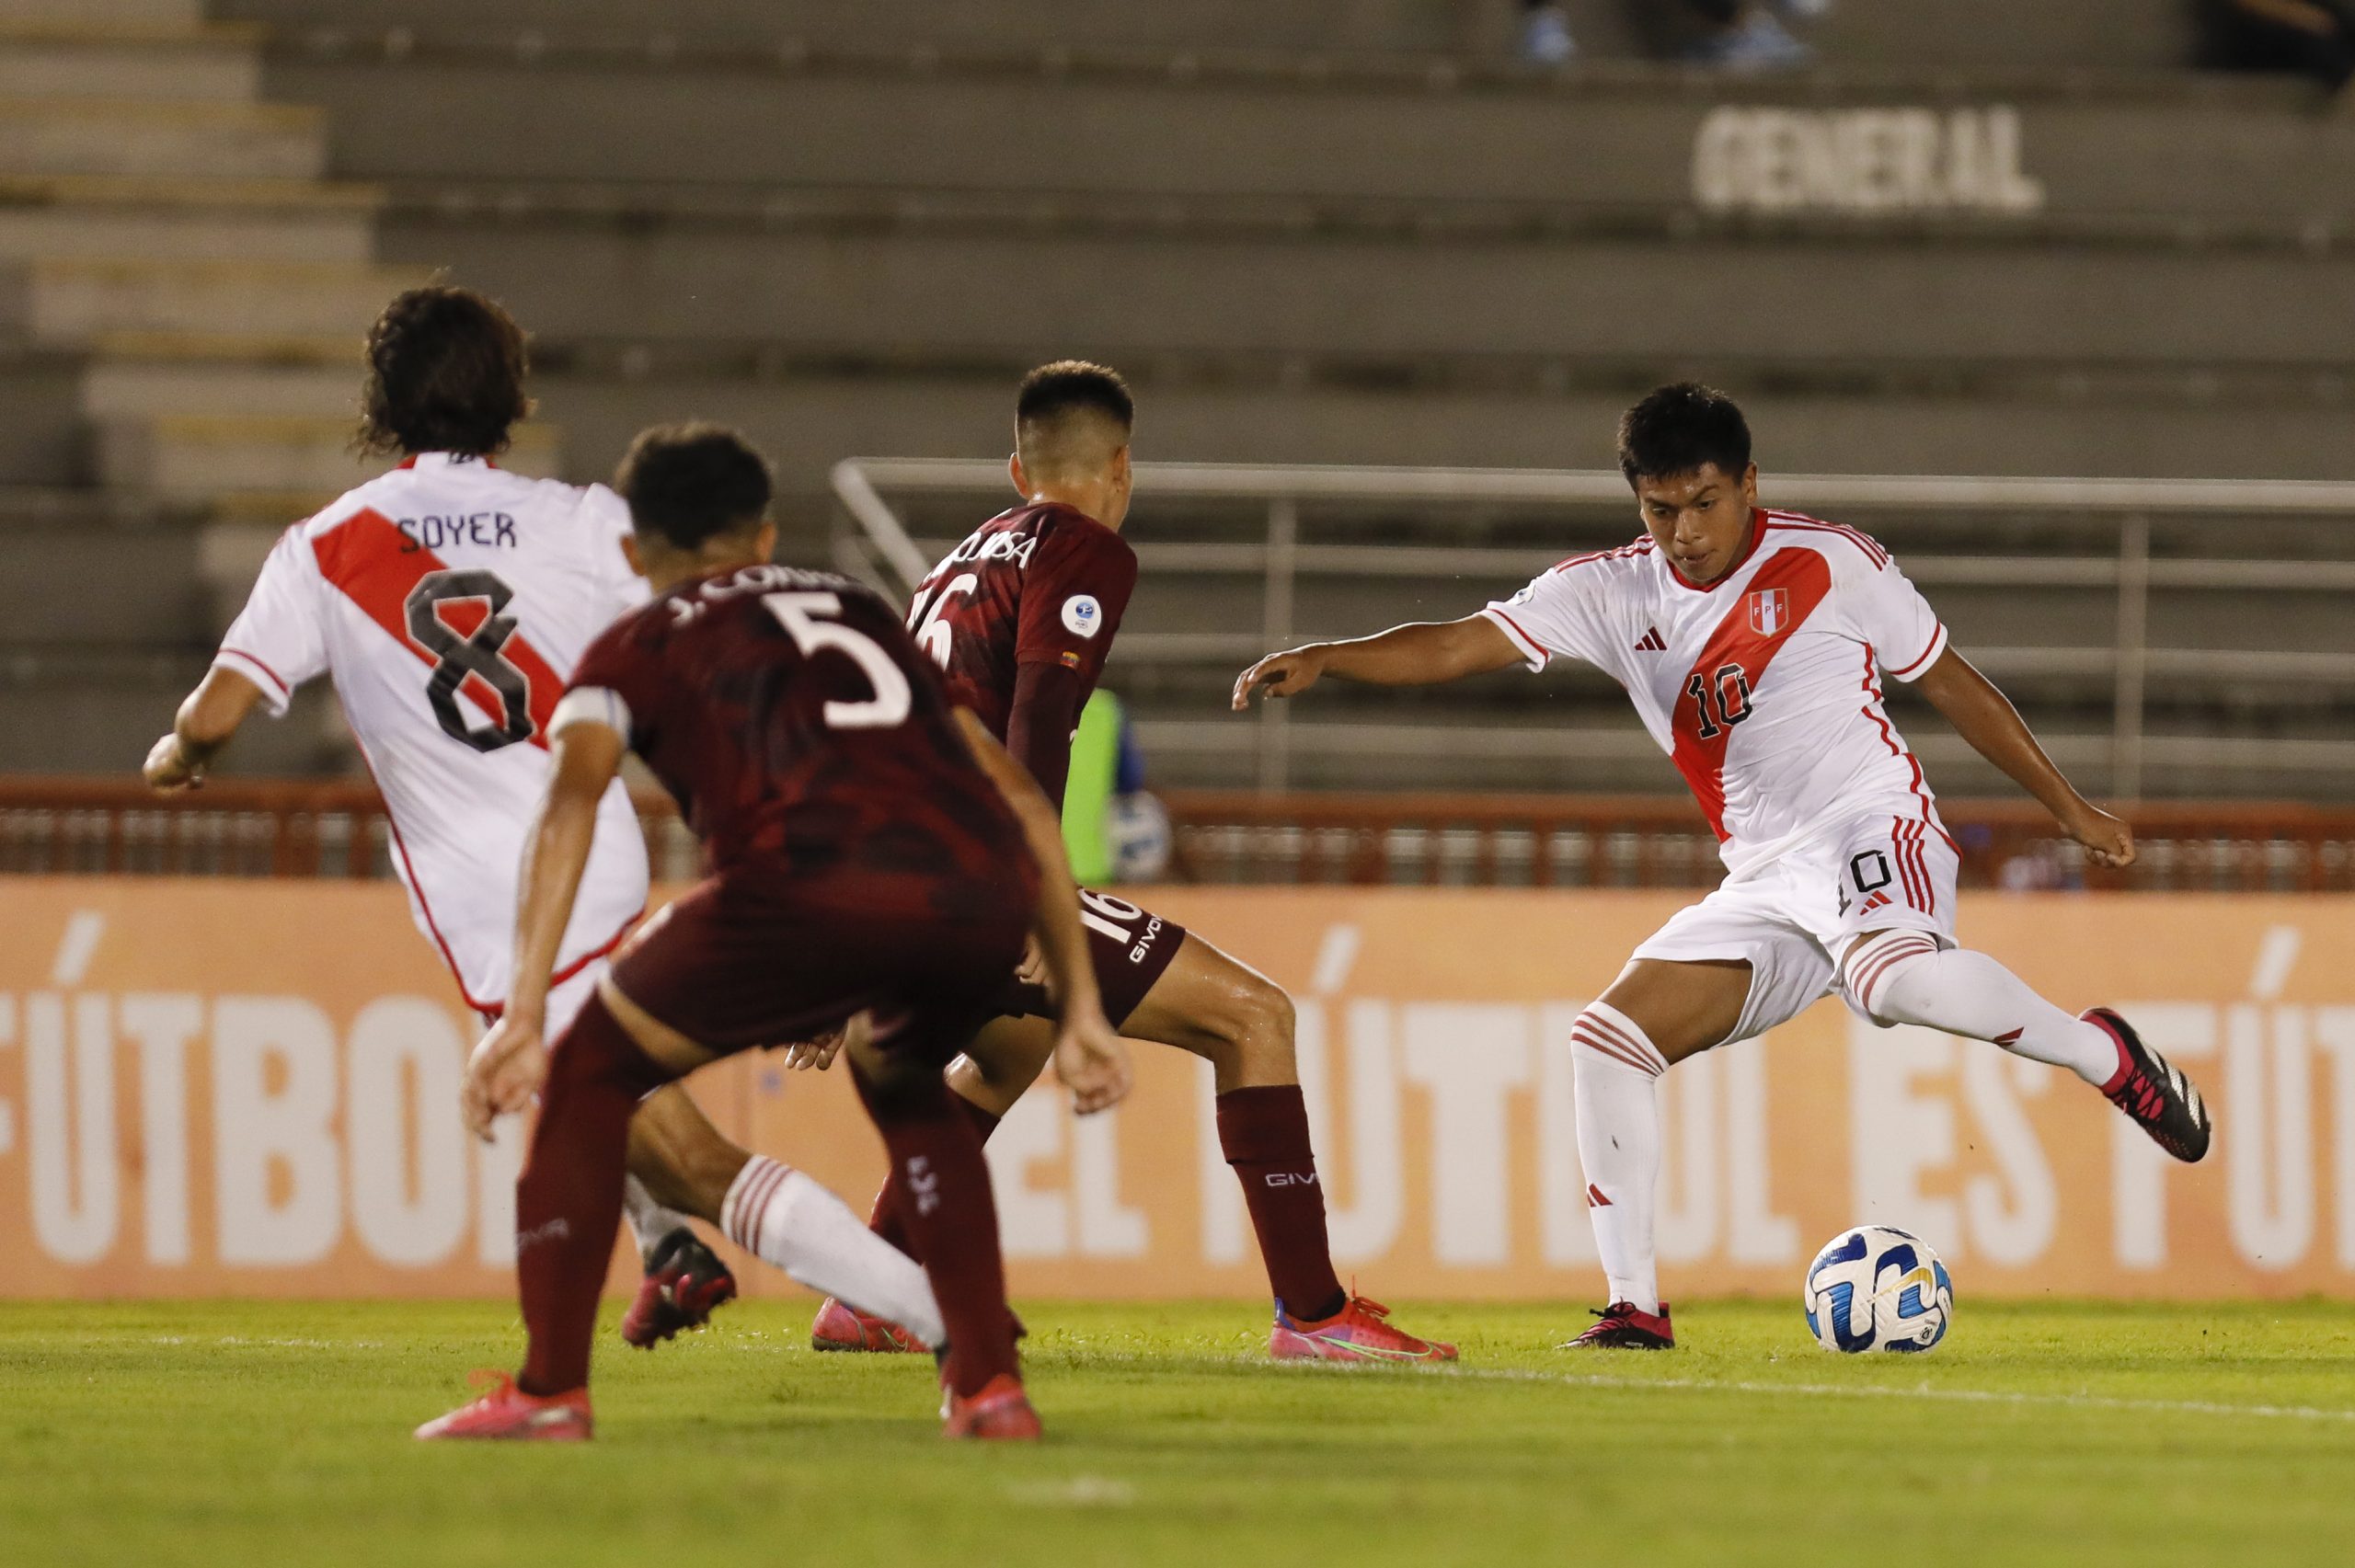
{"left": 611, "top": 872, "right": 1029, "bottom": 1065}
{"left": 998, "top": 889, "right": 1187, "bottom": 1030}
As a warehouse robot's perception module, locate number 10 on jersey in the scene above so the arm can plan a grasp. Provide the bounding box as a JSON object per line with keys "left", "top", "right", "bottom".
{"left": 1684, "top": 662, "right": 1754, "bottom": 739}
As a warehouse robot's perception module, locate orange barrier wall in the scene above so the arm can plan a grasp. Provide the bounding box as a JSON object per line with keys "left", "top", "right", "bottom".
{"left": 1, "top": 879, "right": 2349, "bottom": 1300}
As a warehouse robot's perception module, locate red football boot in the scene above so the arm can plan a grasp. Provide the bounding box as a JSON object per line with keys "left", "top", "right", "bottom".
{"left": 621, "top": 1230, "right": 739, "bottom": 1349}
{"left": 810, "top": 1296, "right": 925, "bottom": 1354}
{"left": 1269, "top": 1294, "right": 1457, "bottom": 1363}
{"left": 1561, "top": 1300, "right": 1674, "bottom": 1349}
{"left": 941, "top": 1373, "right": 1042, "bottom": 1440}
{"left": 414, "top": 1372, "right": 592, "bottom": 1441}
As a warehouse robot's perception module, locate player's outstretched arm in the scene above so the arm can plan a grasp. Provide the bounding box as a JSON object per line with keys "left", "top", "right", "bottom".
{"left": 1231, "top": 614, "right": 1523, "bottom": 709}
{"left": 143, "top": 668, "right": 266, "bottom": 792}
{"left": 1913, "top": 647, "right": 2135, "bottom": 869}
{"left": 461, "top": 719, "right": 626, "bottom": 1138}
{"left": 953, "top": 707, "right": 1132, "bottom": 1115}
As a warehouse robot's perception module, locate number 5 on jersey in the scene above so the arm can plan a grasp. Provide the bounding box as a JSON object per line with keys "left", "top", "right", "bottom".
{"left": 763, "top": 591, "right": 912, "bottom": 729}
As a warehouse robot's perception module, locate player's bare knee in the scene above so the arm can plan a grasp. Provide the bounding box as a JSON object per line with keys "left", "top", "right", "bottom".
{"left": 1598, "top": 957, "right": 1750, "bottom": 1065}
{"left": 1220, "top": 970, "right": 1298, "bottom": 1081}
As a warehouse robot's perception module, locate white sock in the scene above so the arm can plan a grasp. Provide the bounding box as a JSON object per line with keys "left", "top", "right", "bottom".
{"left": 1843, "top": 932, "right": 2123, "bottom": 1088}
{"left": 720, "top": 1156, "right": 946, "bottom": 1350}
{"left": 622, "top": 1175, "right": 696, "bottom": 1266}
{"left": 1570, "top": 1001, "right": 1667, "bottom": 1314}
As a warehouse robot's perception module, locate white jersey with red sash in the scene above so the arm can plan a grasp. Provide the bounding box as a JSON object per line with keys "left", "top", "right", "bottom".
{"left": 211, "top": 452, "right": 649, "bottom": 1011}
{"left": 1480, "top": 508, "right": 1951, "bottom": 876}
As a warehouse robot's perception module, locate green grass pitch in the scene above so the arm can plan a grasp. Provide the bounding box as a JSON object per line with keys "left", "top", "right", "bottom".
{"left": 6, "top": 1299, "right": 2354, "bottom": 1567}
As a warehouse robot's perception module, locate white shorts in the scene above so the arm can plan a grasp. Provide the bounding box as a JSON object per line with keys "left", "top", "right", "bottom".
{"left": 1633, "top": 809, "right": 1959, "bottom": 1045}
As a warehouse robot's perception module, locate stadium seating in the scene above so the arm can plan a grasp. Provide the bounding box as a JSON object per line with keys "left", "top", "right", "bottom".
{"left": 215, "top": 2, "right": 2203, "bottom": 72}
{"left": 236, "top": 29, "right": 2355, "bottom": 501}
{"left": 1, "top": 0, "right": 2349, "bottom": 796}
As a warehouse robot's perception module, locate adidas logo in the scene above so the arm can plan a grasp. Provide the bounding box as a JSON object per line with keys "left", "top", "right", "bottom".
{"left": 1858, "top": 890, "right": 1892, "bottom": 914}
{"left": 1633, "top": 626, "right": 1667, "bottom": 652}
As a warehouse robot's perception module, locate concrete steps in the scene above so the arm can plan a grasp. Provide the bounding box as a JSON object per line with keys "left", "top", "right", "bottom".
{"left": 520, "top": 367, "right": 2355, "bottom": 509}
{"left": 376, "top": 221, "right": 2355, "bottom": 371}
{"left": 98, "top": 413, "right": 561, "bottom": 505}
{"left": 224, "top": 0, "right": 1489, "bottom": 57}
{"left": 0, "top": 98, "right": 324, "bottom": 181}
{"left": 0, "top": 0, "right": 581, "bottom": 782}
{"left": 0, "top": 0, "right": 203, "bottom": 26}
{"left": 259, "top": 45, "right": 2355, "bottom": 228}
{"left": 220, "top": 0, "right": 2202, "bottom": 71}
{"left": 0, "top": 654, "right": 341, "bottom": 774}
{"left": 14, "top": 257, "right": 427, "bottom": 348}
{"left": 0, "top": 177, "right": 379, "bottom": 262}
{"left": 81, "top": 356, "right": 356, "bottom": 419}
{"left": 0, "top": 25, "right": 264, "bottom": 101}
{"left": 0, "top": 507, "right": 207, "bottom": 645}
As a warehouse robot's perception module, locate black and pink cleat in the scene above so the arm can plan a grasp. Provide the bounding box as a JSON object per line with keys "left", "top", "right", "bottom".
{"left": 621, "top": 1230, "right": 740, "bottom": 1349}
{"left": 2084, "top": 1007, "right": 2211, "bottom": 1163}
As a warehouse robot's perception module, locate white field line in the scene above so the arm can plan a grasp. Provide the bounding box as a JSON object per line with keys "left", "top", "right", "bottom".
{"left": 1039, "top": 1348, "right": 2355, "bottom": 1427}
{"left": 114, "top": 1335, "right": 2355, "bottom": 1427}
{"left": 1437, "top": 1362, "right": 2355, "bottom": 1425}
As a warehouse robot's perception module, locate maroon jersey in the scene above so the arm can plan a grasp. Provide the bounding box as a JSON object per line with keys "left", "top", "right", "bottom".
{"left": 567, "top": 563, "right": 1033, "bottom": 916}
{"left": 902, "top": 501, "right": 1138, "bottom": 742}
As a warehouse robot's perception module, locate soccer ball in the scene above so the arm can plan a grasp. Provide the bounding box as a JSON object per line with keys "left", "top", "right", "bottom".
{"left": 1107, "top": 791, "right": 1173, "bottom": 882}
{"left": 1802, "top": 1225, "right": 1954, "bottom": 1354}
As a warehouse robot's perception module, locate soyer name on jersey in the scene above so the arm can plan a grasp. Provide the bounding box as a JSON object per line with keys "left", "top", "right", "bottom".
{"left": 943, "top": 529, "right": 1040, "bottom": 570}
{"left": 395, "top": 512, "right": 520, "bottom": 553}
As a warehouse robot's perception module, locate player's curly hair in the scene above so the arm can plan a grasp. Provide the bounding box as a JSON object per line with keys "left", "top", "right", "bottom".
{"left": 355, "top": 285, "right": 534, "bottom": 457}
{"left": 615, "top": 422, "right": 774, "bottom": 551}
{"left": 1616, "top": 383, "right": 1752, "bottom": 486}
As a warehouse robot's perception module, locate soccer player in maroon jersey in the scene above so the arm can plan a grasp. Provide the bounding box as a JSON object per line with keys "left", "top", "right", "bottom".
{"left": 811, "top": 362, "right": 1454, "bottom": 1362}
{"left": 416, "top": 425, "right": 1132, "bottom": 1442}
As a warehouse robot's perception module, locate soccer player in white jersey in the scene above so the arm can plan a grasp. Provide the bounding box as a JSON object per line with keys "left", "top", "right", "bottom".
{"left": 144, "top": 286, "right": 946, "bottom": 1351}
{"left": 1235, "top": 383, "right": 2211, "bottom": 1349}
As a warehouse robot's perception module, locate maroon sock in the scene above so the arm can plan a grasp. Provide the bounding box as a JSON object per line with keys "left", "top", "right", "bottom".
{"left": 515, "top": 993, "right": 668, "bottom": 1396}
{"left": 867, "top": 1094, "right": 1002, "bottom": 1261}
{"left": 1217, "top": 1084, "right": 1346, "bottom": 1321}
{"left": 852, "top": 1068, "right": 1017, "bottom": 1397}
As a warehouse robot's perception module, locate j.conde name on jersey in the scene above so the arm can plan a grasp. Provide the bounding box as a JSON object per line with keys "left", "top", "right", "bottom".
{"left": 661, "top": 562, "right": 861, "bottom": 625}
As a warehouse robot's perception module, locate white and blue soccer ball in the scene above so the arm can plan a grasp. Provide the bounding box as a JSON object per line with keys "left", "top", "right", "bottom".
{"left": 1802, "top": 1225, "right": 1954, "bottom": 1354}
{"left": 1107, "top": 791, "right": 1173, "bottom": 883}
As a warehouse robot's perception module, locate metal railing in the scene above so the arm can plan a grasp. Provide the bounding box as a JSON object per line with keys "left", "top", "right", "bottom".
{"left": 1162, "top": 790, "right": 2355, "bottom": 893}
{"left": 830, "top": 458, "right": 2355, "bottom": 799}
{"left": 7, "top": 777, "right": 2354, "bottom": 894}
{"left": 0, "top": 778, "right": 704, "bottom": 887}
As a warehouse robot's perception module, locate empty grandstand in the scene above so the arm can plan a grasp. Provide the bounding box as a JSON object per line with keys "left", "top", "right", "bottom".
{"left": 5, "top": 0, "right": 2350, "bottom": 812}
